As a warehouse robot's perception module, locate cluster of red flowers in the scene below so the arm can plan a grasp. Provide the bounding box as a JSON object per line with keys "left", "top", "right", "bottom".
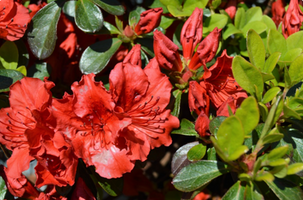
{"left": 272, "top": 0, "right": 303, "bottom": 38}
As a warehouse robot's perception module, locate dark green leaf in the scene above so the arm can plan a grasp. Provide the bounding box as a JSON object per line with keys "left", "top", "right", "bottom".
{"left": 222, "top": 181, "right": 245, "bottom": 200}
{"left": 97, "top": 21, "right": 120, "bottom": 35}
{"left": 172, "top": 160, "right": 229, "bottom": 192}
{"left": 0, "top": 176, "right": 6, "bottom": 200}
{"left": 27, "top": 1, "right": 61, "bottom": 59}
{"left": 266, "top": 178, "right": 303, "bottom": 200}
{"left": 75, "top": 0, "right": 103, "bottom": 33}
{"left": 97, "top": 177, "right": 123, "bottom": 196}
{"left": 0, "top": 69, "right": 24, "bottom": 92}
{"left": 129, "top": 7, "right": 145, "bottom": 27}
{"left": 187, "top": 144, "right": 206, "bottom": 161}
{"left": 27, "top": 62, "right": 51, "bottom": 80}
{"left": 0, "top": 41, "right": 18, "bottom": 69}
{"left": 79, "top": 38, "right": 122, "bottom": 74}
{"left": 171, "top": 118, "right": 199, "bottom": 137}
{"left": 91, "top": 0, "right": 124, "bottom": 15}
{"left": 63, "top": 1, "right": 76, "bottom": 18}
{"left": 171, "top": 141, "right": 199, "bottom": 175}
{"left": 15, "top": 40, "right": 29, "bottom": 68}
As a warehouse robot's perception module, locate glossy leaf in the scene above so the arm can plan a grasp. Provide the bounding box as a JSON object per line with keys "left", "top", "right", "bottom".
{"left": 0, "top": 176, "right": 6, "bottom": 200}
{"left": 98, "top": 21, "right": 120, "bottom": 35}
{"left": 63, "top": 1, "right": 76, "bottom": 18}
{"left": 187, "top": 144, "right": 206, "bottom": 162}
{"left": 212, "top": 116, "right": 248, "bottom": 161}
{"left": 266, "top": 178, "right": 303, "bottom": 200}
{"left": 0, "top": 69, "right": 24, "bottom": 92}
{"left": 79, "top": 38, "right": 122, "bottom": 74}
{"left": 173, "top": 160, "right": 229, "bottom": 192}
{"left": 279, "top": 128, "right": 303, "bottom": 163}
{"left": 0, "top": 41, "right": 18, "bottom": 69}
{"left": 222, "top": 181, "right": 263, "bottom": 200}
{"left": 171, "top": 118, "right": 199, "bottom": 137}
{"left": 91, "top": 0, "right": 124, "bottom": 15}
{"left": 255, "top": 171, "right": 274, "bottom": 182}
{"left": 232, "top": 55, "right": 264, "bottom": 97}
{"left": 247, "top": 29, "right": 265, "bottom": 70}
{"left": 75, "top": 0, "right": 103, "bottom": 33}
{"left": 171, "top": 141, "right": 199, "bottom": 175}
{"left": 27, "top": 1, "right": 61, "bottom": 59}
{"left": 235, "top": 96, "right": 259, "bottom": 136}
{"left": 209, "top": 116, "right": 227, "bottom": 138}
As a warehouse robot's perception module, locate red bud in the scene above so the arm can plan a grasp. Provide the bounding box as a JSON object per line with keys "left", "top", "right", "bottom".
{"left": 135, "top": 8, "right": 163, "bottom": 35}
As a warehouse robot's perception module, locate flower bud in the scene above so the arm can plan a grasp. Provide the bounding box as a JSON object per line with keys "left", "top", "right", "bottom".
{"left": 181, "top": 8, "right": 203, "bottom": 60}
{"left": 135, "top": 8, "right": 163, "bottom": 35}
{"left": 153, "top": 30, "right": 183, "bottom": 72}
{"left": 282, "top": 0, "right": 303, "bottom": 38}
{"left": 271, "top": 0, "right": 286, "bottom": 27}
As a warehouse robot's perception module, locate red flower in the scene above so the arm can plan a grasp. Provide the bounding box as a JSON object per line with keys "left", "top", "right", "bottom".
{"left": 224, "top": 0, "right": 238, "bottom": 20}
{"left": 52, "top": 45, "right": 179, "bottom": 178}
{"left": 0, "top": 0, "right": 30, "bottom": 41}
{"left": 0, "top": 77, "right": 78, "bottom": 188}
{"left": 135, "top": 8, "right": 163, "bottom": 35}
{"left": 189, "top": 51, "right": 247, "bottom": 137}
{"left": 272, "top": 0, "right": 286, "bottom": 27}
{"left": 282, "top": 0, "right": 303, "bottom": 38}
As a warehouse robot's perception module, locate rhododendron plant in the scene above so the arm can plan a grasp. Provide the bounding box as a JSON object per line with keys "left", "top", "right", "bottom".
{"left": 1, "top": 0, "right": 303, "bottom": 199}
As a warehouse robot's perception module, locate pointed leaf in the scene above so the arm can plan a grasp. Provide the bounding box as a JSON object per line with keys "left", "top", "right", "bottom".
{"left": 0, "top": 69, "right": 24, "bottom": 92}
{"left": 27, "top": 62, "right": 51, "bottom": 80}
{"left": 287, "top": 163, "right": 303, "bottom": 175}
{"left": 263, "top": 52, "right": 281, "bottom": 74}
{"left": 268, "top": 146, "right": 289, "bottom": 161}
{"left": 286, "top": 31, "right": 303, "bottom": 51}
{"left": 262, "top": 133, "right": 284, "bottom": 145}
{"left": 97, "top": 177, "right": 123, "bottom": 196}
{"left": 267, "top": 29, "right": 286, "bottom": 55}
{"left": 91, "top": 0, "right": 124, "bottom": 16}
{"left": 172, "top": 89, "right": 182, "bottom": 117}
{"left": 172, "top": 160, "right": 229, "bottom": 192}
{"left": 171, "top": 118, "right": 199, "bottom": 137}
{"left": 223, "top": 23, "right": 241, "bottom": 39}
{"left": 222, "top": 181, "right": 245, "bottom": 200}
{"left": 79, "top": 38, "right": 122, "bottom": 74}
{"left": 247, "top": 29, "right": 265, "bottom": 70}
{"left": 0, "top": 41, "right": 18, "bottom": 69}
{"left": 203, "top": 14, "right": 228, "bottom": 33}
{"left": 262, "top": 87, "right": 281, "bottom": 104}
{"left": 128, "top": 7, "right": 145, "bottom": 27}
{"left": 75, "top": 0, "right": 103, "bottom": 33}
{"left": 209, "top": 116, "right": 227, "bottom": 138}
{"left": 27, "top": 1, "right": 61, "bottom": 59}
{"left": 289, "top": 54, "right": 303, "bottom": 85}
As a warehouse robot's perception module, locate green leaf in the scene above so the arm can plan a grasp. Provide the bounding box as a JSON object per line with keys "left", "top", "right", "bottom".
{"left": 75, "top": 0, "right": 103, "bottom": 33}
{"left": 279, "top": 48, "right": 302, "bottom": 65}
{"left": 266, "top": 178, "right": 303, "bottom": 200}
{"left": 97, "top": 21, "right": 120, "bottom": 35}
{"left": 79, "top": 38, "right": 122, "bottom": 74}
{"left": 258, "top": 102, "right": 268, "bottom": 121}
{"left": 267, "top": 29, "right": 286, "bottom": 55}
{"left": 268, "top": 146, "right": 289, "bottom": 161}
{"left": 160, "top": 0, "right": 182, "bottom": 8}
{"left": 223, "top": 23, "right": 241, "bottom": 40}
{"left": 97, "top": 177, "right": 123, "bottom": 196}
{"left": 16, "top": 66, "right": 27, "bottom": 76}
{"left": 232, "top": 55, "right": 264, "bottom": 97}
{"left": 286, "top": 31, "right": 303, "bottom": 51}
{"left": 63, "top": 0, "right": 76, "bottom": 18}
{"left": 27, "top": 1, "right": 61, "bottom": 59}
{"left": 91, "top": 0, "right": 124, "bottom": 15}
{"left": 203, "top": 14, "right": 228, "bottom": 33}
{"left": 283, "top": 104, "right": 301, "bottom": 119}
{"left": 262, "top": 87, "right": 281, "bottom": 104}
{"left": 212, "top": 116, "right": 248, "bottom": 161}
{"left": 0, "top": 69, "right": 24, "bottom": 92}
{"left": 172, "top": 89, "right": 182, "bottom": 117}
{"left": 235, "top": 96, "right": 259, "bottom": 136}
{"left": 171, "top": 118, "right": 199, "bottom": 137}
{"left": 209, "top": 116, "right": 227, "bottom": 138}
{"left": 245, "top": 7, "right": 263, "bottom": 24}
{"left": 222, "top": 181, "right": 245, "bottom": 200}
{"left": 0, "top": 41, "right": 18, "bottom": 69}
{"left": 289, "top": 54, "right": 303, "bottom": 85}
{"left": 172, "top": 141, "right": 199, "bottom": 175}
{"left": 242, "top": 21, "right": 267, "bottom": 38}
{"left": 247, "top": 29, "right": 265, "bottom": 70}
{"left": 187, "top": 144, "right": 206, "bottom": 161}
{"left": 172, "top": 160, "right": 229, "bottom": 192}
{"left": 27, "top": 62, "right": 51, "bottom": 80}
{"left": 287, "top": 163, "right": 303, "bottom": 175}
{"left": 0, "top": 176, "right": 7, "bottom": 200}
{"left": 262, "top": 133, "right": 284, "bottom": 145}
{"left": 235, "top": 7, "right": 245, "bottom": 29}
{"left": 263, "top": 52, "right": 281, "bottom": 74}
{"left": 15, "top": 40, "right": 29, "bottom": 68}
{"left": 129, "top": 7, "right": 145, "bottom": 27}
{"left": 255, "top": 171, "right": 274, "bottom": 182}
{"left": 279, "top": 128, "right": 303, "bottom": 163}
{"left": 159, "top": 15, "right": 175, "bottom": 29}
{"left": 183, "top": 0, "right": 208, "bottom": 12}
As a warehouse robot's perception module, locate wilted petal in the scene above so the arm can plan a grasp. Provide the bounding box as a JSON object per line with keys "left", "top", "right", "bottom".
{"left": 153, "top": 30, "right": 183, "bottom": 72}
{"left": 123, "top": 44, "right": 142, "bottom": 66}
{"left": 181, "top": 8, "right": 203, "bottom": 60}
{"left": 135, "top": 8, "right": 163, "bottom": 35}
{"left": 195, "top": 112, "right": 210, "bottom": 137}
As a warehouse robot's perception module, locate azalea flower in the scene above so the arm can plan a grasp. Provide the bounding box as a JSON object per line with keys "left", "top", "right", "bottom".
{"left": 0, "top": 0, "right": 30, "bottom": 41}
{"left": 0, "top": 77, "right": 78, "bottom": 188}
{"left": 135, "top": 8, "right": 163, "bottom": 35}
{"left": 271, "top": 0, "right": 286, "bottom": 27}
{"left": 282, "top": 0, "right": 303, "bottom": 38}
{"left": 52, "top": 45, "right": 179, "bottom": 178}
{"left": 188, "top": 51, "right": 247, "bottom": 137}
{"left": 153, "top": 8, "right": 221, "bottom": 83}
